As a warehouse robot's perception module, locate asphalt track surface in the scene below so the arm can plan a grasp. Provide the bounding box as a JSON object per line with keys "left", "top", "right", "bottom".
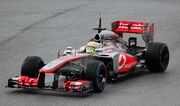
{"left": 0, "top": 0, "right": 180, "bottom": 106}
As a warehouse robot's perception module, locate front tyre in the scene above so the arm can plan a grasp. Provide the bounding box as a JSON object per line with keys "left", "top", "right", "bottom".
{"left": 84, "top": 60, "right": 107, "bottom": 92}
{"left": 21, "top": 56, "right": 44, "bottom": 78}
{"left": 145, "top": 42, "right": 169, "bottom": 72}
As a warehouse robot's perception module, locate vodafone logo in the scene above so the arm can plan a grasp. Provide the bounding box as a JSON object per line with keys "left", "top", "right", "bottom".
{"left": 118, "top": 54, "right": 126, "bottom": 70}
{"left": 124, "top": 62, "right": 137, "bottom": 68}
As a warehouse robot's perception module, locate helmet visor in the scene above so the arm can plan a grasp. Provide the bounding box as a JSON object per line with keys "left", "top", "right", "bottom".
{"left": 86, "top": 46, "right": 95, "bottom": 54}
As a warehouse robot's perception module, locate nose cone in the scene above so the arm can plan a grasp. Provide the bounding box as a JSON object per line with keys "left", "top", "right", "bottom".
{"left": 39, "top": 54, "right": 90, "bottom": 73}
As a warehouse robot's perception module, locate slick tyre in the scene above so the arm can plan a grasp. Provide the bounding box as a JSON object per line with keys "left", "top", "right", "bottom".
{"left": 21, "top": 56, "right": 44, "bottom": 78}
{"left": 145, "top": 42, "right": 169, "bottom": 72}
{"left": 84, "top": 60, "right": 107, "bottom": 92}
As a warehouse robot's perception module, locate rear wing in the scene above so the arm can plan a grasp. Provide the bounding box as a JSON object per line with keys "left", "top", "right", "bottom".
{"left": 112, "top": 21, "right": 154, "bottom": 45}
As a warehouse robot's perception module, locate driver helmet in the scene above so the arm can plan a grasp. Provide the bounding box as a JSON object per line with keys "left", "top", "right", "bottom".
{"left": 86, "top": 41, "right": 100, "bottom": 54}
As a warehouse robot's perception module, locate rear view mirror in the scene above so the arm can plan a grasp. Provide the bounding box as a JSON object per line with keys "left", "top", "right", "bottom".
{"left": 67, "top": 47, "right": 73, "bottom": 50}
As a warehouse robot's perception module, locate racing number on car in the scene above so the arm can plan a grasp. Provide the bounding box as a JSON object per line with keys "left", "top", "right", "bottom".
{"left": 118, "top": 54, "right": 126, "bottom": 70}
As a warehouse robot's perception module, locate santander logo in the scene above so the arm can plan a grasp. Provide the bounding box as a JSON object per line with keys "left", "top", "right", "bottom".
{"left": 118, "top": 54, "right": 126, "bottom": 70}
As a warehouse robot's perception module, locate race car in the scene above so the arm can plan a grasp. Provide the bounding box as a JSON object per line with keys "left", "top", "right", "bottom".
{"left": 7, "top": 18, "right": 169, "bottom": 94}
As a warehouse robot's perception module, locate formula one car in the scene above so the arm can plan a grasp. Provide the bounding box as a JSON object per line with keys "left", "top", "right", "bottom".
{"left": 7, "top": 18, "right": 169, "bottom": 94}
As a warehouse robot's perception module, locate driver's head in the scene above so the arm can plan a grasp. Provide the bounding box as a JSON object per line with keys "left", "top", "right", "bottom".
{"left": 86, "top": 41, "right": 100, "bottom": 54}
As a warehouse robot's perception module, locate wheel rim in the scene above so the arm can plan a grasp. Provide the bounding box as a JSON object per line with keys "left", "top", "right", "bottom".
{"left": 160, "top": 45, "right": 169, "bottom": 70}
{"left": 97, "top": 65, "right": 107, "bottom": 87}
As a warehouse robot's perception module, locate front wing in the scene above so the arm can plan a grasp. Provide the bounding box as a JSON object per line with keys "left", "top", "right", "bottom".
{"left": 6, "top": 75, "right": 94, "bottom": 94}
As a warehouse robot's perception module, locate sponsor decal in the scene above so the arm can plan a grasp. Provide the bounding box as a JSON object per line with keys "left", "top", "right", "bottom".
{"left": 124, "top": 62, "right": 137, "bottom": 68}
{"left": 118, "top": 22, "right": 143, "bottom": 30}
{"left": 118, "top": 26, "right": 142, "bottom": 30}
{"left": 119, "top": 22, "right": 143, "bottom": 27}
{"left": 118, "top": 54, "right": 137, "bottom": 71}
{"left": 118, "top": 54, "right": 126, "bottom": 70}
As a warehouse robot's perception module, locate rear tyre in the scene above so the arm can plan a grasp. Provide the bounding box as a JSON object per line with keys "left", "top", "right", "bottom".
{"left": 84, "top": 60, "right": 107, "bottom": 92}
{"left": 145, "top": 42, "right": 169, "bottom": 72}
{"left": 21, "top": 56, "right": 44, "bottom": 78}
